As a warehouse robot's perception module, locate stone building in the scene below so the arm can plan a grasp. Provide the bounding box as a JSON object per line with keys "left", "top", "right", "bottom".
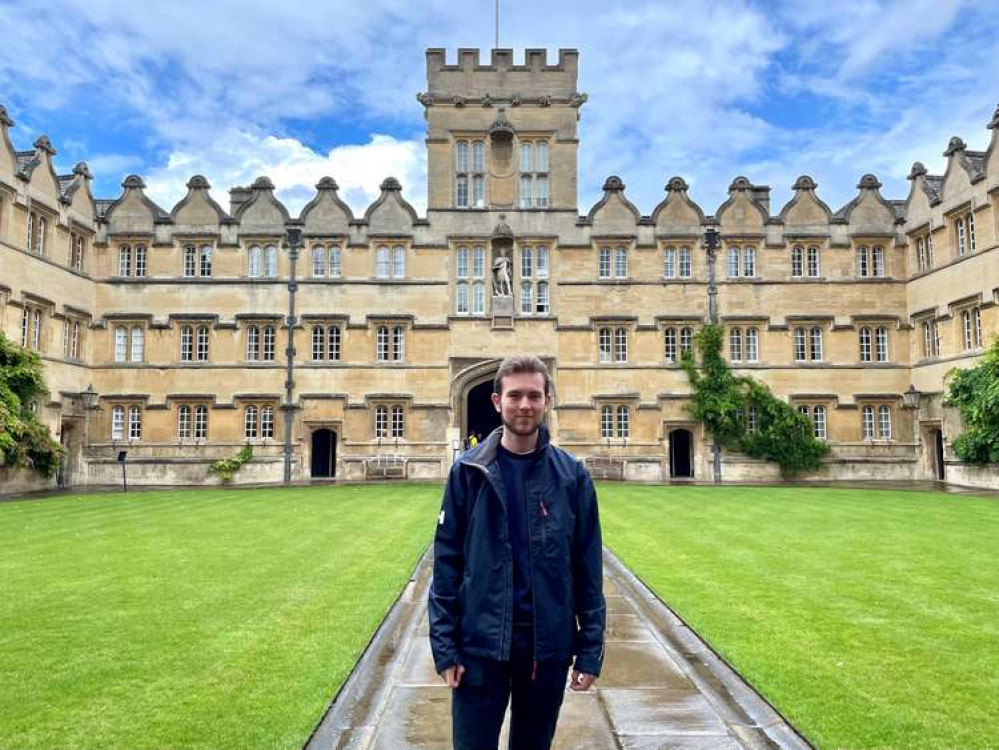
{"left": 1, "top": 48, "right": 997, "bottom": 493}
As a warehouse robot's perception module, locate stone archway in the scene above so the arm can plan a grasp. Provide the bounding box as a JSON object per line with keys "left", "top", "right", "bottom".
{"left": 450, "top": 358, "right": 503, "bottom": 440}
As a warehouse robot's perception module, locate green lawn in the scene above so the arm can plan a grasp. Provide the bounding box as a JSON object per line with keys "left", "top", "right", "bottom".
{"left": 0, "top": 485, "right": 440, "bottom": 750}
{"left": 600, "top": 484, "right": 999, "bottom": 750}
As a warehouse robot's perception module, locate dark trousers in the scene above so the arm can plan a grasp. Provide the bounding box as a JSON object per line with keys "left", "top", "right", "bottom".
{"left": 451, "top": 627, "right": 570, "bottom": 750}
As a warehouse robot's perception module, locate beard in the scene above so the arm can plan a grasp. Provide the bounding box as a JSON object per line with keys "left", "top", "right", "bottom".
{"left": 502, "top": 412, "right": 543, "bottom": 437}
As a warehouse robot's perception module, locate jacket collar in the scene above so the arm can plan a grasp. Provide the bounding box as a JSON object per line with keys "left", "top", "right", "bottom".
{"left": 461, "top": 423, "right": 551, "bottom": 472}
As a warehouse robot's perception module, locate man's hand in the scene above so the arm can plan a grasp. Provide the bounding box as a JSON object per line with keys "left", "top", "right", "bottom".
{"left": 569, "top": 670, "right": 596, "bottom": 692}
{"left": 440, "top": 664, "right": 466, "bottom": 688}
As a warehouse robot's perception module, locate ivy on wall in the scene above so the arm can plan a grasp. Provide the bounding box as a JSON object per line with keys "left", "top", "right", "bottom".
{"left": 682, "top": 324, "right": 829, "bottom": 477}
{"left": 208, "top": 445, "right": 254, "bottom": 482}
{"left": 945, "top": 337, "right": 999, "bottom": 464}
{"left": 0, "top": 333, "right": 62, "bottom": 478}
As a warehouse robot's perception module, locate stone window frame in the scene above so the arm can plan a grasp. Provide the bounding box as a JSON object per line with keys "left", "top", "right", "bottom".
{"left": 454, "top": 138, "right": 487, "bottom": 209}
{"left": 794, "top": 402, "right": 830, "bottom": 441}
{"left": 518, "top": 138, "right": 550, "bottom": 209}
{"left": 116, "top": 242, "right": 148, "bottom": 278}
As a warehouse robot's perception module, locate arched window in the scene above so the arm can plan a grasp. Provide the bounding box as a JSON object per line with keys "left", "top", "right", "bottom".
{"left": 180, "top": 325, "right": 194, "bottom": 362}
{"left": 312, "top": 326, "right": 326, "bottom": 361}
{"left": 519, "top": 175, "right": 533, "bottom": 208}
{"left": 598, "top": 328, "right": 612, "bottom": 363}
{"left": 118, "top": 246, "right": 132, "bottom": 277}
{"left": 956, "top": 217, "right": 966, "bottom": 256}
{"left": 791, "top": 246, "right": 803, "bottom": 277}
{"left": 793, "top": 327, "right": 807, "bottom": 362}
{"left": 664, "top": 328, "right": 677, "bottom": 363}
{"left": 128, "top": 406, "right": 142, "bottom": 440}
{"left": 328, "top": 325, "right": 341, "bottom": 361}
{"left": 374, "top": 405, "right": 388, "bottom": 437}
{"left": 262, "top": 326, "right": 275, "bottom": 361}
{"left": 178, "top": 405, "right": 192, "bottom": 439}
{"left": 184, "top": 245, "right": 197, "bottom": 277}
{"left": 196, "top": 326, "right": 209, "bottom": 362}
{"left": 601, "top": 405, "right": 614, "bottom": 438}
{"left": 962, "top": 311, "right": 973, "bottom": 350}
{"left": 391, "top": 405, "right": 405, "bottom": 438}
{"left": 376, "top": 326, "right": 389, "bottom": 361}
{"left": 244, "top": 405, "right": 258, "bottom": 439}
{"left": 614, "top": 328, "right": 628, "bottom": 362}
{"left": 536, "top": 247, "right": 549, "bottom": 278}
{"left": 520, "top": 281, "right": 533, "bottom": 315}
{"left": 392, "top": 326, "right": 405, "bottom": 361}
{"left": 471, "top": 141, "right": 485, "bottom": 172}
{"left": 521, "top": 247, "right": 533, "bottom": 278}
{"left": 859, "top": 327, "right": 872, "bottom": 362}
{"left": 199, "top": 245, "right": 212, "bottom": 277}
{"left": 456, "top": 282, "right": 469, "bottom": 314}
{"left": 875, "top": 327, "right": 889, "bottom": 362}
{"left": 456, "top": 246, "right": 469, "bottom": 278}
{"left": 679, "top": 246, "right": 692, "bottom": 278}
{"left": 111, "top": 405, "right": 125, "bottom": 440}
{"left": 856, "top": 245, "right": 870, "bottom": 277}
{"left": 264, "top": 245, "right": 277, "bottom": 277}
{"left": 807, "top": 246, "right": 820, "bottom": 277}
{"left": 247, "top": 325, "right": 260, "bottom": 361}
{"left": 194, "top": 405, "right": 208, "bottom": 439}
{"left": 598, "top": 247, "right": 611, "bottom": 278}
{"left": 614, "top": 247, "right": 627, "bottom": 278}
{"left": 312, "top": 246, "right": 326, "bottom": 277}
{"left": 260, "top": 406, "right": 275, "bottom": 438}
{"left": 813, "top": 405, "right": 827, "bottom": 439}
{"left": 472, "top": 246, "right": 486, "bottom": 278}
{"left": 329, "top": 246, "right": 341, "bottom": 277}
{"left": 455, "top": 141, "right": 469, "bottom": 172}
{"left": 376, "top": 246, "right": 390, "bottom": 278}
{"left": 114, "top": 326, "right": 128, "bottom": 362}
{"left": 746, "top": 327, "right": 759, "bottom": 362}
{"left": 878, "top": 405, "right": 892, "bottom": 439}
{"left": 664, "top": 247, "right": 676, "bottom": 278}
{"left": 727, "top": 247, "right": 740, "bottom": 278}
{"left": 248, "top": 245, "right": 262, "bottom": 277}
{"left": 392, "top": 245, "right": 405, "bottom": 278}
{"left": 743, "top": 247, "right": 756, "bottom": 277}
{"left": 809, "top": 327, "right": 823, "bottom": 361}
{"left": 130, "top": 327, "right": 144, "bottom": 362}
{"left": 680, "top": 327, "right": 693, "bottom": 354}
{"left": 861, "top": 405, "right": 875, "bottom": 439}
{"left": 615, "top": 405, "right": 629, "bottom": 438}
{"left": 134, "top": 246, "right": 147, "bottom": 277}
{"left": 729, "top": 328, "right": 743, "bottom": 361}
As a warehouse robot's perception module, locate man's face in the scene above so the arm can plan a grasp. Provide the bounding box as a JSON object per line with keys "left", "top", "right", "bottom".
{"left": 491, "top": 371, "right": 549, "bottom": 438}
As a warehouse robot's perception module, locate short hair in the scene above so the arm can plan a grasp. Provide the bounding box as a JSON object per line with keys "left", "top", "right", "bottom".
{"left": 493, "top": 355, "right": 553, "bottom": 396}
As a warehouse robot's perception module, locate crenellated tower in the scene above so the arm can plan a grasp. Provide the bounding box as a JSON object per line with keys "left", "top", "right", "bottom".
{"left": 419, "top": 48, "right": 586, "bottom": 212}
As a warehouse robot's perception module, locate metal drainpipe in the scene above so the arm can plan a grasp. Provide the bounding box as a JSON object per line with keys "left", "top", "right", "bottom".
{"left": 283, "top": 224, "right": 303, "bottom": 485}
{"left": 704, "top": 226, "right": 722, "bottom": 484}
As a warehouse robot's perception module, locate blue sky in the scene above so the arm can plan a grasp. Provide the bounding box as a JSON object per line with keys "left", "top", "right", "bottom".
{"left": 1, "top": 0, "right": 997, "bottom": 217}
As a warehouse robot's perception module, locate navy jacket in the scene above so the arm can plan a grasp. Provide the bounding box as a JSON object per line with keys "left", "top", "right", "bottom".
{"left": 429, "top": 425, "right": 606, "bottom": 677}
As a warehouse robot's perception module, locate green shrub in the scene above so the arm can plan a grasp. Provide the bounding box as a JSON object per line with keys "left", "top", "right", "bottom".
{"left": 0, "top": 333, "right": 62, "bottom": 478}
{"left": 945, "top": 337, "right": 999, "bottom": 464}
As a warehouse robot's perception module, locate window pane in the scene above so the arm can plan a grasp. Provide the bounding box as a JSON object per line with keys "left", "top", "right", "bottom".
{"left": 472, "top": 246, "right": 486, "bottom": 278}
{"left": 135, "top": 246, "right": 147, "bottom": 277}
{"left": 131, "top": 327, "right": 144, "bottom": 362}
{"left": 728, "top": 247, "right": 739, "bottom": 278}
{"left": 520, "top": 143, "right": 533, "bottom": 172}
{"left": 615, "top": 248, "right": 627, "bottom": 278}
{"left": 249, "top": 246, "right": 261, "bottom": 277}
{"left": 679, "top": 247, "right": 691, "bottom": 277}
{"left": 615, "top": 328, "right": 628, "bottom": 362}
{"left": 376, "top": 247, "right": 390, "bottom": 278}
{"left": 178, "top": 406, "right": 191, "bottom": 439}
{"left": 471, "top": 141, "right": 484, "bottom": 172}
{"left": 261, "top": 406, "right": 274, "bottom": 438}
{"left": 119, "top": 246, "right": 131, "bottom": 277}
{"left": 536, "top": 142, "right": 549, "bottom": 172}
{"left": 115, "top": 327, "right": 127, "bottom": 362}
{"left": 245, "top": 406, "right": 258, "bottom": 438}
{"left": 520, "top": 176, "right": 532, "bottom": 208}
{"left": 312, "top": 247, "right": 326, "bottom": 277}
{"left": 536, "top": 247, "right": 548, "bottom": 278}
{"left": 393, "top": 246, "right": 405, "bottom": 278}
{"left": 810, "top": 327, "right": 823, "bottom": 361}
{"left": 265, "top": 246, "right": 277, "bottom": 277}
{"left": 455, "top": 141, "right": 468, "bottom": 172}
{"left": 743, "top": 248, "right": 755, "bottom": 277}
{"left": 536, "top": 282, "right": 549, "bottom": 314}
{"left": 200, "top": 246, "right": 212, "bottom": 276}
{"left": 536, "top": 176, "right": 549, "bottom": 208}
{"left": 456, "top": 175, "right": 468, "bottom": 207}
{"left": 472, "top": 175, "right": 484, "bottom": 206}
{"left": 457, "top": 247, "right": 469, "bottom": 278}
{"left": 520, "top": 282, "right": 533, "bottom": 314}
{"left": 328, "top": 326, "right": 341, "bottom": 361}
{"left": 599, "top": 328, "right": 611, "bottom": 362}
{"left": 617, "top": 405, "right": 630, "bottom": 438}
{"left": 521, "top": 247, "right": 533, "bottom": 278}
{"left": 262, "top": 326, "right": 275, "bottom": 360}
{"left": 664, "top": 328, "right": 677, "bottom": 362}
{"left": 791, "top": 247, "right": 803, "bottom": 277}
{"left": 746, "top": 328, "right": 758, "bottom": 362}
{"left": 599, "top": 248, "right": 611, "bottom": 278}
{"left": 329, "top": 247, "right": 341, "bottom": 277}
{"left": 456, "top": 282, "right": 469, "bottom": 314}
{"left": 664, "top": 247, "right": 676, "bottom": 278}
{"left": 313, "top": 326, "right": 325, "bottom": 360}
{"left": 472, "top": 282, "right": 485, "bottom": 314}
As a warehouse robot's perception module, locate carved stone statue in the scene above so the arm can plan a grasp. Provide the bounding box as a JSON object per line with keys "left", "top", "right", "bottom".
{"left": 492, "top": 254, "right": 513, "bottom": 297}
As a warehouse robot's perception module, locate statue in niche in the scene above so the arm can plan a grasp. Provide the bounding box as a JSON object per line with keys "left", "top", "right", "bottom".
{"left": 492, "top": 253, "right": 513, "bottom": 297}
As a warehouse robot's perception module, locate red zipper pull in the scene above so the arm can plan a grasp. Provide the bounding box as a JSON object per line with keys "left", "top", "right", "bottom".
{"left": 539, "top": 500, "right": 549, "bottom": 518}
{"left": 532, "top": 660, "right": 538, "bottom": 681}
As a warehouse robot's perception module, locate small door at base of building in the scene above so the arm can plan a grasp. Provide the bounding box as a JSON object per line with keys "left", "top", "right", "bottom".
{"left": 311, "top": 429, "right": 337, "bottom": 478}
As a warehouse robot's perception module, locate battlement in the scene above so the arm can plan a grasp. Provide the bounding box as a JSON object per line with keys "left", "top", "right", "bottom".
{"left": 426, "top": 47, "right": 579, "bottom": 99}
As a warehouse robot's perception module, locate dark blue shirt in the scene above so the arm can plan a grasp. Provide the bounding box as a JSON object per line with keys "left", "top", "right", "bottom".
{"left": 496, "top": 443, "right": 535, "bottom": 627}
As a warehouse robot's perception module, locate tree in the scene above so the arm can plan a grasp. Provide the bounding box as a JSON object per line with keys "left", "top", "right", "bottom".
{"left": 945, "top": 337, "right": 999, "bottom": 464}
{"left": 0, "top": 332, "right": 62, "bottom": 477}
{"left": 682, "top": 324, "right": 829, "bottom": 477}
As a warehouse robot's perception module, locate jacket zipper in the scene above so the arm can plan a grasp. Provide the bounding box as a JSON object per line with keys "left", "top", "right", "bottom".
{"left": 526, "top": 490, "right": 542, "bottom": 681}
{"left": 468, "top": 461, "right": 512, "bottom": 661}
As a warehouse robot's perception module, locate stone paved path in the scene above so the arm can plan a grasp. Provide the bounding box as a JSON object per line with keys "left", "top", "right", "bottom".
{"left": 306, "top": 550, "right": 812, "bottom": 750}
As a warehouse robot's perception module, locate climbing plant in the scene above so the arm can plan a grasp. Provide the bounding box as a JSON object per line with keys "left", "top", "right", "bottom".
{"left": 945, "top": 337, "right": 999, "bottom": 464}
{"left": 682, "top": 324, "right": 829, "bottom": 477}
{"left": 0, "top": 332, "right": 62, "bottom": 477}
{"left": 208, "top": 445, "right": 254, "bottom": 482}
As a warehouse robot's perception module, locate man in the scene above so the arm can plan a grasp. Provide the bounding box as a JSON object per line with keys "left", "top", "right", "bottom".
{"left": 429, "top": 355, "right": 606, "bottom": 750}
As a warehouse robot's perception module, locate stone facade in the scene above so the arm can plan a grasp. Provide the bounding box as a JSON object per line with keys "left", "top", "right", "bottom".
{"left": 1, "top": 49, "right": 997, "bottom": 492}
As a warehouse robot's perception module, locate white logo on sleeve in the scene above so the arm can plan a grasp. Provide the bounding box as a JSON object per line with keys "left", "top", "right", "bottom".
{"left": 438, "top": 509, "right": 446, "bottom": 526}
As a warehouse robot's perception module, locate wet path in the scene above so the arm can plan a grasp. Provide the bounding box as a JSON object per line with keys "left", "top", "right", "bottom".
{"left": 306, "top": 549, "right": 811, "bottom": 750}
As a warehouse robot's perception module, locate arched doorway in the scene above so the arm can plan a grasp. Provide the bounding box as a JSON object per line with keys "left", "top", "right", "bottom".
{"left": 467, "top": 379, "right": 502, "bottom": 443}
{"left": 933, "top": 428, "right": 945, "bottom": 480}
{"left": 311, "top": 429, "right": 337, "bottom": 478}
{"left": 669, "top": 429, "right": 694, "bottom": 478}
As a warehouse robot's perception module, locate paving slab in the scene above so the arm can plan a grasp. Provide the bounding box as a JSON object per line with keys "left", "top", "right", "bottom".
{"left": 305, "top": 548, "right": 812, "bottom": 750}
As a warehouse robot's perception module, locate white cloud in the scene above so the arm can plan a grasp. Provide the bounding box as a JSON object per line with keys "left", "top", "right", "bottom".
{"left": 143, "top": 129, "right": 426, "bottom": 216}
